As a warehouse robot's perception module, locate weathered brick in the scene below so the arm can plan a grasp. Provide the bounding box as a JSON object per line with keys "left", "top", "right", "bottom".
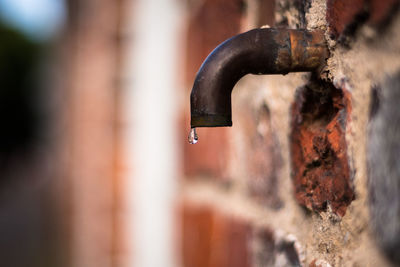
{"left": 326, "top": 0, "right": 367, "bottom": 39}
{"left": 181, "top": 203, "right": 252, "bottom": 267}
{"left": 290, "top": 79, "right": 354, "bottom": 216}
{"left": 368, "top": 72, "right": 400, "bottom": 264}
{"left": 235, "top": 102, "right": 283, "bottom": 208}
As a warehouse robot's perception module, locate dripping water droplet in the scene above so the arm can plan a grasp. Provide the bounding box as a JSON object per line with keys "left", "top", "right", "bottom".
{"left": 188, "top": 128, "right": 198, "bottom": 144}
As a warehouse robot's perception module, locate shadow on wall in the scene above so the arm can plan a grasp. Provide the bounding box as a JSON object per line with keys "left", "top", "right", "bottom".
{"left": 368, "top": 72, "right": 400, "bottom": 264}
{"left": 0, "top": 21, "right": 62, "bottom": 267}
{"left": 0, "top": 22, "right": 42, "bottom": 178}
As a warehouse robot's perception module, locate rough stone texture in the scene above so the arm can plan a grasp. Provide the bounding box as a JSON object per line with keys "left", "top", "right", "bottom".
{"left": 320, "top": 4, "right": 400, "bottom": 264}
{"left": 290, "top": 79, "right": 354, "bottom": 216}
{"left": 368, "top": 72, "right": 400, "bottom": 264}
{"left": 310, "top": 259, "right": 332, "bottom": 267}
{"left": 306, "top": 0, "right": 327, "bottom": 30}
{"left": 181, "top": 0, "right": 400, "bottom": 266}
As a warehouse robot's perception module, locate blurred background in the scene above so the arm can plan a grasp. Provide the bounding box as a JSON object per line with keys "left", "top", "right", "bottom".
{"left": 1, "top": 0, "right": 400, "bottom": 267}
{"left": 0, "top": 0, "right": 184, "bottom": 266}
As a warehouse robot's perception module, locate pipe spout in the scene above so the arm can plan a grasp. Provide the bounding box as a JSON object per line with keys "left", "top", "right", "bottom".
{"left": 190, "top": 28, "right": 328, "bottom": 128}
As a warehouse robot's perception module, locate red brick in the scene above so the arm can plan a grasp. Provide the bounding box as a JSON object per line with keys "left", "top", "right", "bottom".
{"left": 182, "top": 204, "right": 213, "bottom": 267}
{"left": 208, "top": 212, "right": 252, "bottom": 267}
{"left": 327, "top": 0, "right": 399, "bottom": 38}
{"left": 326, "top": 0, "right": 366, "bottom": 39}
{"left": 254, "top": 0, "right": 276, "bottom": 27}
{"left": 181, "top": 203, "right": 252, "bottom": 267}
{"left": 183, "top": 0, "right": 244, "bottom": 180}
{"left": 182, "top": 114, "right": 231, "bottom": 179}
{"left": 223, "top": 216, "right": 252, "bottom": 267}
{"left": 235, "top": 103, "right": 282, "bottom": 208}
{"left": 185, "top": 0, "right": 244, "bottom": 85}
{"left": 290, "top": 80, "right": 354, "bottom": 216}
{"left": 369, "top": 0, "right": 399, "bottom": 25}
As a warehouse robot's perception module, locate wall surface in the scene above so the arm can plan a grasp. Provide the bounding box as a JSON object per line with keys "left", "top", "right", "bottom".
{"left": 180, "top": 0, "right": 400, "bottom": 266}
{"left": 58, "top": 1, "right": 124, "bottom": 266}
{"left": 35, "top": 0, "right": 400, "bottom": 266}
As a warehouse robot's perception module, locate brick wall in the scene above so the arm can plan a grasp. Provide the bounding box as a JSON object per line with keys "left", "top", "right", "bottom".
{"left": 180, "top": 0, "right": 400, "bottom": 266}
{"left": 58, "top": 1, "right": 125, "bottom": 266}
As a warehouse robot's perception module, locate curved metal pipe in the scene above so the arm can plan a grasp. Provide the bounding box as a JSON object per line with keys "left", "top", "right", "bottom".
{"left": 190, "top": 28, "right": 328, "bottom": 128}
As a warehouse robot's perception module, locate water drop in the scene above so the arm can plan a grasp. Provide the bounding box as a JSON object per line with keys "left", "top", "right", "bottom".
{"left": 188, "top": 128, "right": 198, "bottom": 144}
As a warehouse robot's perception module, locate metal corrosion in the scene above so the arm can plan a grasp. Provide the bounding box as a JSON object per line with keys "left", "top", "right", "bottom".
{"left": 190, "top": 28, "right": 328, "bottom": 128}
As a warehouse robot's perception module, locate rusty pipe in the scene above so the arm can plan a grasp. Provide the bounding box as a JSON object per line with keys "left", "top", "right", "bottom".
{"left": 190, "top": 28, "right": 328, "bottom": 128}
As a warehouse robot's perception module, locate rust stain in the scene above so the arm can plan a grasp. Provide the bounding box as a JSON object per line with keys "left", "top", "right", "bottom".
{"left": 289, "top": 29, "right": 329, "bottom": 72}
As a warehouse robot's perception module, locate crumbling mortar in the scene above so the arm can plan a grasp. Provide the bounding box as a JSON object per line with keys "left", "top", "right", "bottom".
{"left": 300, "top": 2, "right": 400, "bottom": 266}
{"left": 182, "top": 2, "right": 400, "bottom": 266}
